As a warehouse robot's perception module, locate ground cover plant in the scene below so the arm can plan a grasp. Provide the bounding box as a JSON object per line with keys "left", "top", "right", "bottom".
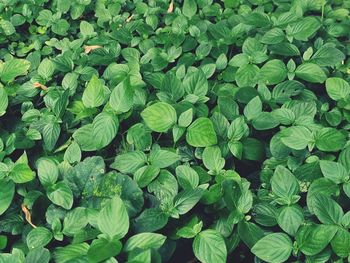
{"left": 0, "top": 0, "right": 349, "bottom": 262}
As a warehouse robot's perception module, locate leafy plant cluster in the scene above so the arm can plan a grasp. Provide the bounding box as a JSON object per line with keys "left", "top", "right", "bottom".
{"left": 0, "top": 0, "right": 350, "bottom": 262}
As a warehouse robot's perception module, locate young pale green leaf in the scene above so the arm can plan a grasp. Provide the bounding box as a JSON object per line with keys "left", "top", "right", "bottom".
{"left": 193, "top": 230, "right": 227, "bottom": 263}
{"left": 134, "top": 165, "right": 160, "bottom": 188}
{"left": 141, "top": 102, "right": 177, "bottom": 132}
{"left": 178, "top": 108, "right": 193, "bottom": 128}
{"left": 244, "top": 96, "right": 262, "bottom": 121}
{"left": 325, "top": 77, "right": 350, "bottom": 101}
{"left": 82, "top": 75, "right": 105, "bottom": 108}
{"left": 176, "top": 165, "right": 199, "bottom": 190}
{"left": 252, "top": 233, "right": 293, "bottom": 263}
{"left": 0, "top": 59, "right": 31, "bottom": 83}
{"left": 64, "top": 142, "right": 81, "bottom": 164}
{"left": 186, "top": 117, "right": 217, "bottom": 147}
{"left": 202, "top": 146, "right": 225, "bottom": 174}
{"left": 37, "top": 158, "right": 59, "bottom": 187}
{"left": 183, "top": 0, "right": 197, "bottom": 17}
{"left": 47, "top": 181, "right": 73, "bottom": 210}
{"left": 0, "top": 88, "right": 8, "bottom": 117}
{"left": 98, "top": 196, "right": 129, "bottom": 238}
{"left": 9, "top": 163, "right": 35, "bottom": 183}
{"left": 124, "top": 233, "right": 166, "bottom": 252}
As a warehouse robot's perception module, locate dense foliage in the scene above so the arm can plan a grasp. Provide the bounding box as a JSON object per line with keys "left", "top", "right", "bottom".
{"left": 0, "top": 0, "right": 350, "bottom": 262}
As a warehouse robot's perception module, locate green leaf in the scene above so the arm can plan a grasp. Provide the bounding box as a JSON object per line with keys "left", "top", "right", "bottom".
{"left": 244, "top": 96, "right": 262, "bottom": 121}
{"left": 9, "top": 163, "right": 35, "bottom": 183}
{"left": 312, "top": 195, "right": 344, "bottom": 225}
{"left": 295, "top": 63, "right": 327, "bottom": 83}
{"left": 178, "top": 108, "right": 193, "bottom": 128}
{"left": 252, "top": 233, "right": 293, "bottom": 263}
{"left": 47, "top": 181, "right": 73, "bottom": 210}
{"left": 0, "top": 59, "right": 31, "bottom": 83}
{"left": 92, "top": 112, "right": 119, "bottom": 150}
{"left": 38, "top": 59, "right": 55, "bottom": 80}
{"left": 0, "top": 88, "right": 8, "bottom": 117}
{"left": 54, "top": 243, "right": 89, "bottom": 263}
{"left": 287, "top": 17, "right": 321, "bottom": 41}
{"left": 63, "top": 208, "right": 88, "bottom": 236}
{"left": 124, "top": 233, "right": 166, "bottom": 252}
{"left": 261, "top": 28, "right": 285, "bottom": 44}
{"left": 235, "top": 64, "right": 259, "bottom": 87}
{"left": 277, "top": 205, "right": 304, "bottom": 236}
{"left": 42, "top": 122, "right": 60, "bottom": 151}
{"left": 310, "top": 45, "right": 345, "bottom": 66}
{"left": 280, "top": 126, "right": 312, "bottom": 150}
{"left": 193, "top": 230, "right": 227, "bottom": 263}
{"left": 37, "top": 158, "right": 59, "bottom": 187}
{"left": 186, "top": 117, "right": 217, "bottom": 147}
{"left": 296, "top": 224, "right": 338, "bottom": 256}
{"left": 260, "top": 60, "right": 287, "bottom": 85}
{"left": 202, "top": 146, "right": 225, "bottom": 174}
{"left": 176, "top": 165, "right": 199, "bottom": 190}
{"left": 80, "top": 21, "right": 95, "bottom": 38}
{"left": 134, "top": 165, "right": 160, "bottom": 188}
{"left": 26, "top": 248, "right": 50, "bottom": 263}
{"left": 64, "top": 141, "right": 81, "bottom": 164}
{"left": 183, "top": 70, "right": 208, "bottom": 97}
{"left": 141, "top": 102, "right": 177, "bottom": 132}
{"left": 98, "top": 196, "right": 129, "bottom": 238}
{"left": 149, "top": 149, "right": 179, "bottom": 168}
{"left": 111, "top": 151, "right": 147, "bottom": 174}
{"left": 0, "top": 179, "right": 15, "bottom": 215}
{"left": 319, "top": 160, "right": 348, "bottom": 184}
{"left": 174, "top": 188, "right": 204, "bottom": 215}
{"left": 26, "top": 227, "right": 53, "bottom": 249}
{"left": 331, "top": 227, "right": 350, "bottom": 258}
{"left": 326, "top": 77, "right": 350, "bottom": 101}
{"left": 87, "top": 237, "right": 122, "bottom": 262}
{"left": 109, "top": 79, "right": 134, "bottom": 113}
{"left": 183, "top": 0, "right": 197, "bottom": 17}
{"left": 271, "top": 166, "right": 299, "bottom": 201}
{"left": 82, "top": 75, "right": 105, "bottom": 108}
{"left": 315, "top": 127, "right": 346, "bottom": 152}
{"left": 133, "top": 208, "right": 169, "bottom": 233}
